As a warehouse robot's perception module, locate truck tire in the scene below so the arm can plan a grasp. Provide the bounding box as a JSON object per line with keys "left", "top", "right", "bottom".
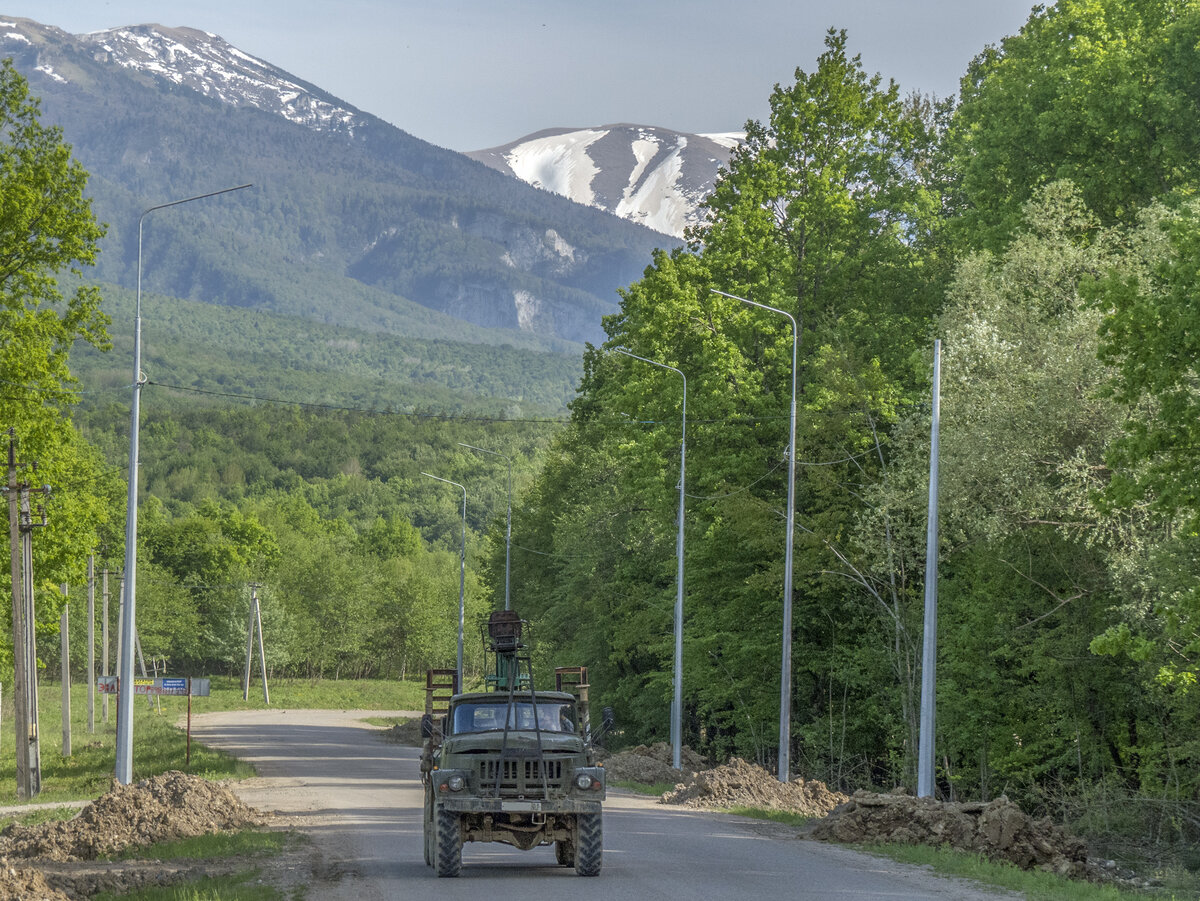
{"left": 434, "top": 806, "right": 462, "bottom": 877}
{"left": 574, "top": 812, "right": 602, "bottom": 876}
{"left": 554, "top": 839, "right": 575, "bottom": 867}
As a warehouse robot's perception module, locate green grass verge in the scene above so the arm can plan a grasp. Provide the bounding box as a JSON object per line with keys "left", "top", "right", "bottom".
{"left": 91, "top": 869, "right": 293, "bottom": 901}
{"left": 0, "top": 676, "right": 426, "bottom": 806}
{"left": 862, "top": 842, "right": 1185, "bottom": 900}
{"left": 113, "top": 830, "right": 292, "bottom": 862}
{"left": 723, "top": 806, "right": 814, "bottom": 827}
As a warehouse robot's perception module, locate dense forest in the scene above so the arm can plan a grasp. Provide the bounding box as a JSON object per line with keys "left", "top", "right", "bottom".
{"left": 7, "top": 0, "right": 1200, "bottom": 860}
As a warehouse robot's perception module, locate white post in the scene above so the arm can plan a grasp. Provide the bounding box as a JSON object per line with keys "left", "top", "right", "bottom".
{"left": 917, "top": 340, "right": 942, "bottom": 798}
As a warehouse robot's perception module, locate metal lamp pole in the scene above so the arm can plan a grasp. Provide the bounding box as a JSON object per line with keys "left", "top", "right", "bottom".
{"left": 713, "top": 289, "right": 798, "bottom": 783}
{"left": 458, "top": 444, "right": 512, "bottom": 611}
{"left": 116, "top": 184, "right": 252, "bottom": 785}
{"left": 614, "top": 348, "right": 687, "bottom": 771}
{"left": 423, "top": 473, "right": 467, "bottom": 689}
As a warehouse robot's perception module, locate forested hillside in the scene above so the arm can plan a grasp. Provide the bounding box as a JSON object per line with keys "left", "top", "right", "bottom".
{"left": 7, "top": 0, "right": 1200, "bottom": 869}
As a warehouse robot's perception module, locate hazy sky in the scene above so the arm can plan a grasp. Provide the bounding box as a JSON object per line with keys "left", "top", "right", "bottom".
{"left": 30, "top": 0, "right": 1038, "bottom": 151}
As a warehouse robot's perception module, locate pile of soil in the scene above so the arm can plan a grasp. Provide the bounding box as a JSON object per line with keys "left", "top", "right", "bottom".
{"left": 0, "top": 859, "right": 69, "bottom": 901}
{"left": 602, "top": 742, "right": 711, "bottom": 785}
{"left": 812, "top": 790, "right": 1089, "bottom": 877}
{"left": 381, "top": 718, "right": 424, "bottom": 747}
{"left": 661, "top": 757, "right": 848, "bottom": 817}
{"left": 0, "top": 771, "right": 266, "bottom": 862}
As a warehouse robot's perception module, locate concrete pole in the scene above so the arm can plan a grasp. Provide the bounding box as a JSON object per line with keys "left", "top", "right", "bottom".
{"left": 87, "top": 556, "right": 95, "bottom": 734}
{"left": 918, "top": 340, "right": 943, "bottom": 798}
{"left": 60, "top": 584, "right": 70, "bottom": 757}
{"left": 101, "top": 569, "right": 110, "bottom": 724}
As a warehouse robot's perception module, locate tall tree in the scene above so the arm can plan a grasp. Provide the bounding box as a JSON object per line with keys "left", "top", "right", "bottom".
{"left": 949, "top": 0, "right": 1200, "bottom": 249}
{"left": 0, "top": 58, "right": 111, "bottom": 642}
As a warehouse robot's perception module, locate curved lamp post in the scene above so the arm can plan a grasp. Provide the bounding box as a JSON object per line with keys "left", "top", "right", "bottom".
{"left": 116, "top": 183, "right": 252, "bottom": 785}
{"left": 713, "top": 289, "right": 798, "bottom": 783}
{"left": 458, "top": 443, "right": 512, "bottom": 611}
{"left": 614, "top": 347, "right": 687, "bottom": 771}
{"left": 423, "top": 472, "right": 467, "bottom": 689}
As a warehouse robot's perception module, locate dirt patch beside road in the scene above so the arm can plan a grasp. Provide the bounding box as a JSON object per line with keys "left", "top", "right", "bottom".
{"left": 0, "top": 771, "right": 273, "bottom": 899}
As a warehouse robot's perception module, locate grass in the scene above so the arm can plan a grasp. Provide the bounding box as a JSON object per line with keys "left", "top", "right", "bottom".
{"left": 859, "top": 842, "right": 1192, "bottom": 900}
{"left": 724, "top": 805, "right": 814, "bottom": 827}
{"left": 91, "top": 870, "right": 295, "bottom": 901}
{"left": 112, "top": 830, "right": 293, "bottom": 861}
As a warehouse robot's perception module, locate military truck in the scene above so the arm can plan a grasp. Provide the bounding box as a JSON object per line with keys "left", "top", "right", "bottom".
{"left": 420, "top": 610, "right": 607, "bottom": 877}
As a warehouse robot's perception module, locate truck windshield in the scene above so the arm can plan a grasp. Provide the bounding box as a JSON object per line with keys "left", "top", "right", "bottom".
{"left": 452, "top": 700, "right": 576, "bottom": 734}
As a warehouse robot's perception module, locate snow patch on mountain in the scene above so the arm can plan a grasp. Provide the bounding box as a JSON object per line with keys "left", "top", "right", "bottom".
{"left": 71, "top": 23, "right": 364, "bottom": 135}
{"left": 468, "top": 125, "right": 742, "bottom": 238}
{"left": 505, "top": 130, "right": 607, "bottom": 204}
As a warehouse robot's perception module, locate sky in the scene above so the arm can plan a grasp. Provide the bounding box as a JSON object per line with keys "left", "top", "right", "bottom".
{"left": 29, "top": 0, "right": 1040, "bottom": 152}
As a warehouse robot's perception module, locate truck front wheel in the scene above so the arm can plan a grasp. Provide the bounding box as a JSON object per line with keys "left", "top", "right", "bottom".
{"left": 434, "top": 806, "right": 462, "bottom": 877}
{"left": 575, "top": 812, "right": 602, "bottom": 876}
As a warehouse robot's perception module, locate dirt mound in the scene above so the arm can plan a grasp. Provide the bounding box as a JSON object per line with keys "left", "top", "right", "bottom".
{"left": 812, "top": 791, "right": 1089, "bottom": 876}
{"left": 0, "top": 859, "right": 70, "bottom": 900}
{"left": 0, "top": 771, "right": 266, "bottom": 862}
{"left": 660, "top": 757, "right": 848, "bottom": 817}
{"left": 381, "top": 718, "right": 424, "bottom": 746}
{"left": 603, "top": 742, "right": 710, "bottom": 785}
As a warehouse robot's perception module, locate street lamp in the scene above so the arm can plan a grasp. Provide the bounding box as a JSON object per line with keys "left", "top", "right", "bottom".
{"left": 116, "top": 184, "right": 252, "bottom": 785}
{"left": 458, "top": 443, "right": 512, "bottom": 611}
{"left": 614, "top": 347, "right": 687, "bottom": 771}
{"left": 713, "top": 289, "right": 798, "bottom": 784}
{"left": 423, "top": 472, "right": 467, "bottom": 690}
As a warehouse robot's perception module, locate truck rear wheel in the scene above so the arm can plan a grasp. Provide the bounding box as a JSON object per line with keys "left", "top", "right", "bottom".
{"left": 434, "top": 806, "right": 462, "bottom": 877}
{"left": 575, "top": 812, "right": 602, "bottom": 876}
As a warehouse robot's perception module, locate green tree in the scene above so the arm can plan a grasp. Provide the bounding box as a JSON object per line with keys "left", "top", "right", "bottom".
{"left": 949, "top": 0, "right": 1200, "bottom": 249}
{"left": 506, "top": 31, "right": 942, "bottom": 778}
{"left": 0, "top": 58, "right": 111, "bottom": 656}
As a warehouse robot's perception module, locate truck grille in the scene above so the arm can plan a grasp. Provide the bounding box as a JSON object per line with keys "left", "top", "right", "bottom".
{"left": 478, "top": 756, "right": 566, "bottom": 796}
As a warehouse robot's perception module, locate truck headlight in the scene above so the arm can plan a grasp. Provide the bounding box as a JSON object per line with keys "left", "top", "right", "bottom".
{"left": 446, "top": 774, "right": 466, "bottom": 791}
{"left": 574, "top": 773, "right": 595, "bottom": 790}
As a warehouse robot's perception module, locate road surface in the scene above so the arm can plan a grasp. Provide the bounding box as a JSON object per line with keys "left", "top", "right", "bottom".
{"left": 190, "top": 709, "right": 1022, "bottom": 900}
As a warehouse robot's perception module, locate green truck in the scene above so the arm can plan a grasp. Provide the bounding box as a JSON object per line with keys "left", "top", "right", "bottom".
{"left": 420, "top": 610, "right": 607, "bottom": 877}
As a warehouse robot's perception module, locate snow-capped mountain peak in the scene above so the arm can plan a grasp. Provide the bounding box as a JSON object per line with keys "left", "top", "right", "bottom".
{"left": 467, "top": 124, "right": 743, "bottom": 239}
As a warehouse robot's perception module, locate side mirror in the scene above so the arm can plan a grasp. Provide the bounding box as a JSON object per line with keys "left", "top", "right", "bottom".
{"left": 420, "top": 714, "right": 434, "bottom": 738}
{"left": 602, "top": 707, "right": 615, "bottom": 731}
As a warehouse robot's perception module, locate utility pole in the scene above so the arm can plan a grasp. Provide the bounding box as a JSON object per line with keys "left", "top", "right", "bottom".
{"left": 6, "top": 430, "right": 48, "bottom": 799}
{"left": 60, "top": 584, "right": 71, "bottom": 757}
{"left": 87, "top": 556, "right": 95, "bottom": 734}
{"left": 101, "top": 569, "right": 110, "bottom": 724}
{"left": 242, "top": 584, "right": 269, "bottom": 704}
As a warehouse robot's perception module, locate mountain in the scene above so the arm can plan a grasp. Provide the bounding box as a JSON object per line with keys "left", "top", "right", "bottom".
{"left": 467, "top": 125, "right": 742, "bottom": 239}
{"left": 2, "top": 17, "right": 676, "bottom": 351}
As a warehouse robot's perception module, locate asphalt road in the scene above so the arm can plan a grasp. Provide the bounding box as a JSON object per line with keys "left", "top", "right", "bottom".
{"left": 190, "top": 709, "right": 1022, "bottom": 900}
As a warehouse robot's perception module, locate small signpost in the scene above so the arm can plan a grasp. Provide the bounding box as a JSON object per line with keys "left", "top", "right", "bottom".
{"left": 97, "top": 677, "right": 211, "bottom": 767}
